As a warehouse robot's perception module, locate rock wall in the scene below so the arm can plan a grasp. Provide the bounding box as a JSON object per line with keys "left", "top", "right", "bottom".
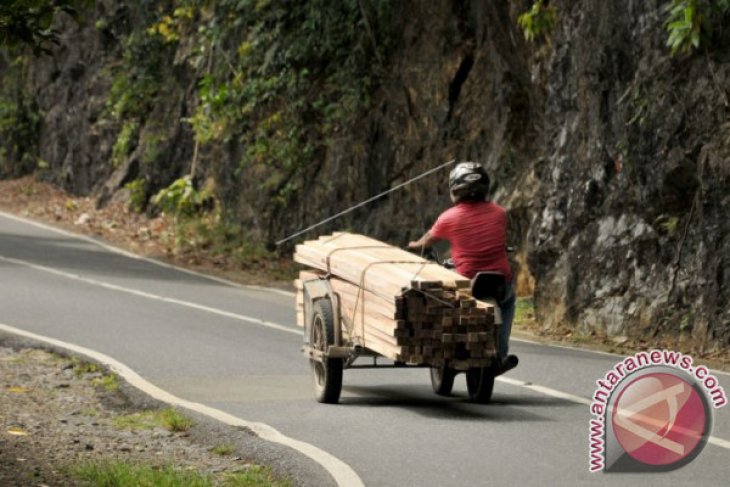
{"left": 525, "top": 0, "right": 730, "bottom": 350}
{"left": 1, "top": 0, "right": 728, "bottom": 350}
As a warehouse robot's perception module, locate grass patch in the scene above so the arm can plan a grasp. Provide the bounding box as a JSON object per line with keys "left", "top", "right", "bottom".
{"left": 224, "top": 465, "right": 292, "bottom": 487}
{"left": 112, "top": 408, "right": 194, "bottom": 432}
{"left": 159, "top": 408, "right": 194, "bottom": 432}
{"left": 71, "top": 461, "right": 291, "bottom": 487}
{"left": 91, "top": 373, "right": 120, "bottom": 392}
{"left": 210, "top": 444, "right": 235, "bottom": 456}
{"left": 79, "top": 407, "right": 99, "bottom": 417}
{"left": 7, "top": 355, "right": 31, "bottom": 365}
{"left": 514, "top": 297, "right": 535, "bottom": 324}
{"left": 73, "top": 360, "right": 101, "bottom": 377}
{"left": 71, "top": 358, "right": 119, "bottom": 392}
{"left": 72, "top": 461, "right": 213, "bottom": 486}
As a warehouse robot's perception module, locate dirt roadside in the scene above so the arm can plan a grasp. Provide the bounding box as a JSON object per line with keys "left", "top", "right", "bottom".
{"left": 0, "top": 338, "right": 336, "bottom": 487}
{"left": 0, "top": 345, "right": 278, "bottom": 486}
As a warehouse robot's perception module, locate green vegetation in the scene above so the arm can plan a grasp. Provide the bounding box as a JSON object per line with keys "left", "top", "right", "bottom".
{"left": 0, "top": 54, "right": 41, "bottom": 177}
{"left": 111, "top": 121, "right": 139, "bottom": 167}
{"left": 106, "top": 31, "right": 166, "bottom": 122}
{"left": 146, "top": 6, "right": 194, "bottom": 44}
{"left": 112, "top": 408, "right": 194, "bottom": 433}
{"left": 125, "top": 178, "right": 148, "bottom": 213}
{"left": 665, "top": 0, "right": 730, "bottom": 54}
{"left": 73, "top": 461, "right": 212, "bottom": 487}
{"left": 210, "top": 444, "right": 235, "bottom": 456}
{"left": 102, "top": 5, "right": 174, "bottom": 172}
{"left": 72, "top": 360, "right": 101, "bottom": 376}
{"left": 142, "top": 0, "right": 395, "bottom": 260}
{"left": 4, "top": 0, "right": 396, "bottom": 262}
{"left": 514, "top": 297, "right": 535, "bottom": 324}
{"left": 152, "top": 175, "right": 216, "bottom": 249}
{"left": 158, "top": 408, "right": 194, "bottom": 432}
{"left": 0, "top": 0, "right": 88, "bottom": 54}
{"left": 72, "top": 460, "right": 290, "bottom": 487}
{"left": 153, "top": 175, "right": 209, "bottom": 218}
{"left": 176, "top": 218, "right": 265, "bottom": 257}
{"left": 179, "top": 0, "right": 395, "bottom": 209}
{"left": 71, "top": 359, "right": 119, "bottom": 391}
{"left": 91, "top": 373, "right": 120, "bottom": 392}
{"left": 79, "top": 407, "right": 99, "bottom": 417}
{"left": 0, "top": 92, "right": 40, "bottom": 175}
{"left": 150, "top": 174, "right": 281, "bottom": 273}
{"left": 517, "top": 0, "right": 557, "bottom": 42}
{"left": 655, "top": 214, "right": 680, "bottom": 235}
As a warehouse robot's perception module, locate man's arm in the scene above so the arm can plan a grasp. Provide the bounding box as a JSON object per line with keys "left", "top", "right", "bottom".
{"left": 408, "top": 231, "right": 438, "bottom": 250}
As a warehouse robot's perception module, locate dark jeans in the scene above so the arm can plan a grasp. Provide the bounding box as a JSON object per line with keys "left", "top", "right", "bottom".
{"left": 498, "top": 282, "right": 515, "bottom": 359}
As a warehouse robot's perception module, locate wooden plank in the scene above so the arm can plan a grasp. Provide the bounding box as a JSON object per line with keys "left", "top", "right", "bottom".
{"left": 294, "top": 233, "right": 471, "bottom": 295}
{"left": 293, "top": 232, "right": 499, "bottom": 364}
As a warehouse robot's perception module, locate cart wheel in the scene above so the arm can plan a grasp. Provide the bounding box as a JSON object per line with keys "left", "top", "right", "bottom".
{"left": 466, "top": 367, "right": 495, "bottom": 403}
{"left": 310, "top": 299, "right": 343, "bottom": 404}
{"left": 430, "top": 366, "right": 456, "bottom": 396}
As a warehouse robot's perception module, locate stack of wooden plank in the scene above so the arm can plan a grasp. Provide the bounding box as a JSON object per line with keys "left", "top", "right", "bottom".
{"left": 294, "top": 233, "right": 497, "bottom": 369}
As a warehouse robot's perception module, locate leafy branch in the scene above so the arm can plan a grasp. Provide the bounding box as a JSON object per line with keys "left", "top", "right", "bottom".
{"left": 153, "top": 176, "right": 207, "bottom": 218}
{"left": 517, "top": 0, "right": 557, "bottom": 43}
{"left": 665, "top": 0, "right": 730, "bottom": 55}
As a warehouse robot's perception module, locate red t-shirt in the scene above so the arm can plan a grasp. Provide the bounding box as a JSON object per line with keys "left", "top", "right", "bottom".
{"left": 430, "top": 201, "right": 512, "bottom": 281}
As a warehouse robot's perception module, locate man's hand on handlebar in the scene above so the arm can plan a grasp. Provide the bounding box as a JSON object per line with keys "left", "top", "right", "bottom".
{"left": 408, "top": 231, "right": 437, "bottom": 251}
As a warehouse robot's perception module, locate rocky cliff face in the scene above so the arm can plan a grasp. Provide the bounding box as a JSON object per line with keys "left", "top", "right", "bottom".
{"left": 525, "top": 0, "right": 730, "bottom": 351}
{"left": 1, "top": 0, "right": 728, "bottom": 350}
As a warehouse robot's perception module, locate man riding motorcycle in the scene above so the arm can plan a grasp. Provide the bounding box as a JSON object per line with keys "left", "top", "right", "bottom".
{"left": 408, "top": 162, "right": 516, "bottom": 368}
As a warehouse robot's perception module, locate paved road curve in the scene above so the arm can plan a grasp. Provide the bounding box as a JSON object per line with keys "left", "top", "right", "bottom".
{"left": 1, "top": 212, "right": 728, "bottom": 486}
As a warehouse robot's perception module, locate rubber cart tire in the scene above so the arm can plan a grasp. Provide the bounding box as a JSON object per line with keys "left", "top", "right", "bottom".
{"left": 430, "top": 366, "right": 457, "bottom": 396}
{"left": 310, "top": 299, "right": 343, "bottom": 404}
{"left": 466, "top": 367, "right": 495, "bottom": 403}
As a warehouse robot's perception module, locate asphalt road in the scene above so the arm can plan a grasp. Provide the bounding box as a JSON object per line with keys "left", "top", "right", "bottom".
{"left": 1, "top": 212, "right": 728, "bottom": 486}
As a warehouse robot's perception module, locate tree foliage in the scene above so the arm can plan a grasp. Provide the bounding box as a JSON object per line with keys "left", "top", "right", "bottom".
{"left": 0, "top": 0, "right": 89, "bottom": 54}
{"left": 153, "top": 175, "right": 206, "bottom": 217}
{"left": 517, "top": 0, "right": 557, "bottom": 43}
{"left": 0, "top": 52, "right": 41, "bottom": 177}
{"left": 665, "top": 0, "right": 730, "bottom": 55}
{"left": 165, "top": 0, "right": 395, "bottom": 209}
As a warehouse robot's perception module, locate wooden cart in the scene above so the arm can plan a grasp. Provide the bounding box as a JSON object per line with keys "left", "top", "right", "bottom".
{"left": 300, "top": 274, "right": 503, "bottom": 404}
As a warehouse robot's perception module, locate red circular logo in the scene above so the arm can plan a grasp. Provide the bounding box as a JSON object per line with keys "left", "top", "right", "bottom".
{"left": 611, "top": 372, "right": 707, "bottom": 466}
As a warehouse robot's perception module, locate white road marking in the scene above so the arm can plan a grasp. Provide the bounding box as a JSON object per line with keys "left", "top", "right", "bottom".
{"left": 708, "top": 436, "right": 730, "bottom": 449}
{"left": 0, "top": 210, "right": 295, "bottom": 297}
{"left": 496, "top": 376, "right": 730, "bottom": 450}
{"left": 511, "top": 335, "right": 730, "bottom": 377}
{"left": 496, "top": 376, "right": 592, "bottom": 406}
{"left": 0, "top": 323, "right": 363, "bottom": 487}
{"left": 0, "top": 254, "right": 300, "bottom": 336}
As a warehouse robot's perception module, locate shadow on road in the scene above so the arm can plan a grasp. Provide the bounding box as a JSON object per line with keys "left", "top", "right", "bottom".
{"left": 341, "top": 384, "right": 580, "bottom": 422}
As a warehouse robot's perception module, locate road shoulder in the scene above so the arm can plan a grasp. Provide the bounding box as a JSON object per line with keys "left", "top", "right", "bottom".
{"left": 0, "top": 332, "right": 336, "bottom": 487}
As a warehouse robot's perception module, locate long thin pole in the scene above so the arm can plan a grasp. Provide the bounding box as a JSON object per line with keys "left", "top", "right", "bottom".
{"left": 275, "top": 159, "right": 456, "bottom": 246}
